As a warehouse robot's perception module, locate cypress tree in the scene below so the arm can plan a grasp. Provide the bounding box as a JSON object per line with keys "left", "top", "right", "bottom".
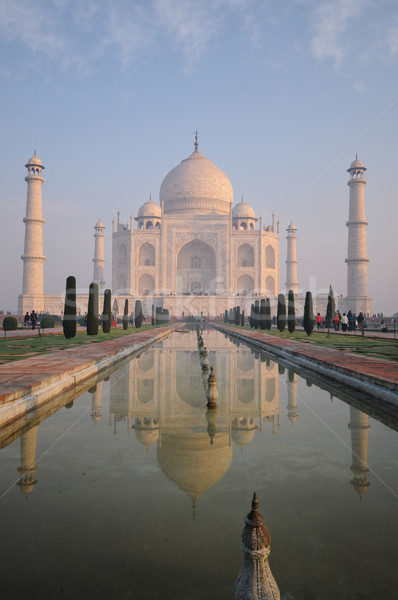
{"left": 265, "top": 298, "right": 272, "bottom": 331}
{"left": 224, "top": 309, "right": 228, "bottom": 324}
{"left": 277, "top": 293, "right": 286, "bottom": 332}
{"left": 326, "top": 284, "right": 335, "bottom": 335}
{"left": 235, "top": 305, "right": 241, "bottom": 326}
{"left": 240, "top": 310, "right": 245, "bottom": 327}
{"left": 254, "top": 300, "right": 260, "bottom": 329}
{"left": 151, "top": 304, "right": 155, "bottom": 326}
{"left": 87, "top": 282, "right": 99, "bottom": 335}
{"left": 122, "top": 299, "right": 129, "bottom": 330}
{"left": 135, "top": 299, "right": 143, "bottom": 328}
{"left": 303, "top": 291, "right": 314, "bottom": 336}
{"left": 287, "top": 289, "right": 296, "bottom": 333}
{"left": 260, "top": 299, "right": 266, "bottom": 330}
{"left": 102, "top": 289, "right": 112, "bottom": 333}
{"left": 63, "top": 275, "right": 77, "bottom": 339}
{"left": 250, "top": 304, "right": 254, "bottom": 328}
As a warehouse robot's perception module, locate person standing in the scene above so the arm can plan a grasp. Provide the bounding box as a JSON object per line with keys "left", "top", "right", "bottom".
{"left": 332, "top": 313, "right": 340, "bottom": 331}
{"left": 357, "top": 312, "right": 365, "bottom": 336}
{"left": 24, "top": 312, "right": 30, "bottom": 329}
{"left": 347, "top": 310, "right": 354, "bottom": 331}
{"left": 316, "top": 313, "right": 322, "bottom": 330}
{"left": 341, "top": 313, "right": 349, "bottom": 332}
{"left": 30, "top": 310, "right": 37, "bottom": 330}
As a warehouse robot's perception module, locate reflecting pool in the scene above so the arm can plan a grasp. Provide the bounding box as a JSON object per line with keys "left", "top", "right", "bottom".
{"left": 1, "top": 329, "right": 398, "bottom": 600}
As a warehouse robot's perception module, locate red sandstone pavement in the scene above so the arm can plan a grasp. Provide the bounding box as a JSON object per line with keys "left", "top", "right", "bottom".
{"left": 0, "top": 326, "right": 174, "bottom": 404}
{"left": 217, "top": 326, "right": 398, "bottom": 389}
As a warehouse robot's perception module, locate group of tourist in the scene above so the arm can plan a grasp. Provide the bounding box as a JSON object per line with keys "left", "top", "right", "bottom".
{"left": 315, "top": 310, "right": 367, "bottom": 335}
{"left": 23, "top": 310, "right": 38, "bottom": 330}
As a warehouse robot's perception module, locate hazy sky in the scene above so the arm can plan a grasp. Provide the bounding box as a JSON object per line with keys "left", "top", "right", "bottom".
{"left": 0, "top": 0, "right": 397, "bottom": 315}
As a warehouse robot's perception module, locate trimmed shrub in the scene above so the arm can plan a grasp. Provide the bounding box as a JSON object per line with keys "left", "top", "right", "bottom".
{"left": 224, "top": 309, "right": 228, "bottom": 324}
{"left": 254, "top": 300, "right": 260, "bottom": 329}
{"left": 326, "top": 284, "right": 335, "bottom": 332}
{"left": 135, "top": 299, "right": 143, "bottom": 328}
{"left": 277, "top": 293, "right": 286, "bottom": 332}
{"left": 152, "top": 305, "right": 155, "bottom": 326}
{"left": 63, "top": 276, "right": 77, "bottom": 339}
{"left": 287, "top": 290, "right": 296, "bottom": 333}
{"left": 250, "top": 304, "right": 254, "bottom": 328}
{"left": 303, "top": 291, "right": 314, "bottom": 336}
{"left": 102, "top": 289, "right": 112, "bottom": 333}
{"left": 3, "top": 316, "right": 17, "bottom": 332}
{"left": 240, "top": 310, "right": 245, "bottom": 327}
{"left": 122, "top": 299, "right": 129, "bottom": 330}
{"left": 235, "top": 305, "right": 241, "bottom": 326}
{"left": 40, "top": 316, "right": 55, "bottom": 329}
{"left": 265, "top": 298, "right": 272, "bottom": 330}
{"left": 87, "top": 282, "right": 99, "bottom": 336}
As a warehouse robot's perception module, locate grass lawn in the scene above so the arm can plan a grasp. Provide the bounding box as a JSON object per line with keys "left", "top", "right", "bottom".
{"left": 0, "top": 325, "right": 159, "bottom": 363}
{"left": 224, "top": 324, "right": 398, "bottom": 362}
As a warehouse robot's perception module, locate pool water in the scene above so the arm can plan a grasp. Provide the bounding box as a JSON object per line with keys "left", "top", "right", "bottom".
{"left": 1, "top": 329, "right": 397, "bottom": 600}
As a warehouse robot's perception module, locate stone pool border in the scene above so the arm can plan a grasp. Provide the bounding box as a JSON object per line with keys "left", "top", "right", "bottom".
{"left": 0, "top": 326, "right": 175, "bottom": 428}
{"left": 212, "top": 325, "right": 398, "bottom": 409}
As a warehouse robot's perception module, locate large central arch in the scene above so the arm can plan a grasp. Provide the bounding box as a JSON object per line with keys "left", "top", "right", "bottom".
{"left": 176, "top": 239, "right": 216, "bottom": 294}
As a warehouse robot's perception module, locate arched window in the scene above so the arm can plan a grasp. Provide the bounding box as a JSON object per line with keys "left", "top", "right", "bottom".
{"left": 237, "top": 244, "right": 254, "bottom": 267}
{"left": 265, "top": 245, "right": 275, "bottom": 268}
{"left": 146, "top": 221, "right": 154, "bottom": 229}
{"left": 118, "top": 244, "right": 127, "bottom": 266}
{"left": 138, "top": 273, "right": 155, "bottom": 295}
{"left": 139, "top": 243, "right": 155, "bottom": 266}
{"left": 191, "top": 255, "right": 202, "bottom": 269}
{"left": 239, "top": 221, "right": 247, "bottom": 230}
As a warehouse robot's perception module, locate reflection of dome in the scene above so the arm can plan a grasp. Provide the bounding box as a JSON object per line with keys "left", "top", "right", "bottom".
{"left": 160, "top": 149, "right": 233, "bottom": 215}
{"left": 232, "top": 417, "right": 256, "bottom": 448}
{"left": 137, "top": 198, "right": 161, "bottom": 218}
{"left": 157, "top": 432, "right": 232, "bottom": 500}
{"left": 232, "top": 198, "right": 255, "bottom": 219}
{"left": 134, "top": 417, "right": 159, "bottom": 448}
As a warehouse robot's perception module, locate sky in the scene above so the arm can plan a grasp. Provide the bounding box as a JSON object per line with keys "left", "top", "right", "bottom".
{"left": 0, "top": 0, "right": 397, "bottom": 315}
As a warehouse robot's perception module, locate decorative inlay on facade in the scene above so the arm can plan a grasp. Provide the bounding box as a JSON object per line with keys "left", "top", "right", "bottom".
{"left": 175, "top": 231, "right": 218, "bottom": 249}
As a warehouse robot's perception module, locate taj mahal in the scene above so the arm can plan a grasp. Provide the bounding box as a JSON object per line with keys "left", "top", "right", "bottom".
{"left": 17, "top": 135, "right": 372, "bottom": 318}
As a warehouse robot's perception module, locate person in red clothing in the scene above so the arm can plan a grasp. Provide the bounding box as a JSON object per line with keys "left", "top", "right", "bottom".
{"left": 332, "top": 313, "right": 340, "bottom": 331}
{"left": 316, "top": 313, "right": 322, "bottom": 330}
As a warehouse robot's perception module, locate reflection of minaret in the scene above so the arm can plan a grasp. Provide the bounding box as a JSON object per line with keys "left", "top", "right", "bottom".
{"left": 285, "top": 222, "right": 298, "bottom": 295}
{"left": 17, "top": 425, "right": 39, "bottom": 497}
{"left": 18, "top": 151, "right": 46, "bottom": 314}
{"left": 90, "top": 382, "right": 103, "bottom": 423}
{"left": 235, "top": 493, "right": 280, "bottom": 600}
{"left": 134, "top": 417, "right": 159, "bottom": 452}
{"left": 348, "top": 407, "right": 370, "bottom": 497}
{"left": 287, "top": 370, "right": 298, "bottom": 422}
{"left": 93, "top": 220, "right": 106, "bottom": 289}
{"left": 232, "top": 417, "right": 256, "bottom": 450}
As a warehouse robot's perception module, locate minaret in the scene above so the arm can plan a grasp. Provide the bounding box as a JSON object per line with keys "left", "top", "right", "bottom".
{"left": 18, "top": 151, "right": 46, "bottom": 314}
{"left": 348, "top": 407, "right": 370, "bottom": 497}
{"left": 285, "top": 222, "right": 298, "bottom": 294}
{"left": 341, "top": 157, "right": 372, "bottom": 315}
{"left": 93, "top": 219, "right": 105, "bottom": 289}
{"left": 235, "top": 492, "right": 280, "bottom": 600}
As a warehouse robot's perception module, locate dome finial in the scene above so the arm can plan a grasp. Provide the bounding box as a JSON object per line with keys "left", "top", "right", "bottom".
{"left": 194, "top": 130, "right": 199, "bottom": 151}
{"left": 356, "top": 152, "right": 358, "bottom": 160}
{"left": 241, "top": 194, "right": 244, "bottom": 203}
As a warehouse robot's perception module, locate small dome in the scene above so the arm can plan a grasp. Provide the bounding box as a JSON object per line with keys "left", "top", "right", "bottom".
{"left": 25, "top": 152, "right": 43, "bottom": 167}
{"left": 138, "top": 198, "right": 161, "bottom": 218}
{"left": 348, "top": 156, "right": 366, "bottom": 171}
{"left": 232, "top": 197, "right": 255, "bottom": 219}
{"left": 95, "top": 220, "right": 104, "bottom": 229}
{"left": 287, "top": 221, "right": 297, "bottom": 231}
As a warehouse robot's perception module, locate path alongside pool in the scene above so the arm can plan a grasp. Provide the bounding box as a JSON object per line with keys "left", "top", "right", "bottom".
{"left": 0, "top": 326, "right": 175, "bottom": 427}
{"left": 213, "top": 325, "right": 398, "bottom": 406}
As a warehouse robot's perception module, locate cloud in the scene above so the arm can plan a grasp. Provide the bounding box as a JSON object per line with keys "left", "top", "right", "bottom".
{"left": 311, "top": 0, "right": 368, "bottom": 66}
{"left": 105, "top": 3, "right": 155, "bottom": 68}
{"left": 353, "top": 80, "right": 366, "bottom": 93}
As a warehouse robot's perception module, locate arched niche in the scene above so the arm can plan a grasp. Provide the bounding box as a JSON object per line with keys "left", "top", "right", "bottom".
{"left": 237, "top": 351, "right": 255, "bottom": 372}
{"left": 138, "top": 273, "right": 155, "bottom": 295}
{"left": 117, "top": 274, "right": 127, "bottom": 292}
{"left": 237, "top": 274, "right": 254, "bottom": 296}
{"left": 176, "top": 239, "right": 216, "bottom": 294}
{"left": 146, "top": 221, "right": 154, "bottom": 229}
{"left": 266, "top": 378, "right": 275, "bottom": 402}
{"left": 237, "top": 243, "right": 254, "bottom": 267}
{"left": 265, "top": 275, "right": 275, "bottom": 296}
{"left": 137, "top": 350, "right": 154, "bottom": 372}
{"left": 118, "top": 244, "right": 127, "bottom": 266}
{"left": 265, "top": 245, "right": 275, "bottom": 268}
{"left": 237, "top": 379, "right": 255, "bottom": 404}
{"left": 137, "top": 379, "right": 154, "bottom": 404}
{"left": 139, "top": 242, "right": 155, "bottom": 266}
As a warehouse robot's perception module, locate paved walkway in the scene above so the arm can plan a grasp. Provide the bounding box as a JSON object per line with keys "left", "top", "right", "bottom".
{"left": 214, "top": 325, "right": 398, "bottom": 403}
{"left": 0, "top": 326, "right": 174, "bottom": 426}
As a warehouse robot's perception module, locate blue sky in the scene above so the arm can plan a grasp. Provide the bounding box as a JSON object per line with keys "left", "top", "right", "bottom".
{"left": 0, "top": 0, "right": 397, "bottom": 314}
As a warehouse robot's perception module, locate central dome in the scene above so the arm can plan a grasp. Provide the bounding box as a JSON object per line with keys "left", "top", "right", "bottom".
{"left": 160, "top": 149, "right": 233, "bottom": 215}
